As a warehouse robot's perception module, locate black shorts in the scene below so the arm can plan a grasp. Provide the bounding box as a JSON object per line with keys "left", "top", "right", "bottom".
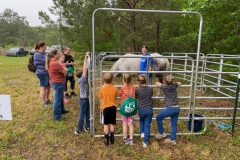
{"left": 103, "top": 106, "right": 116, "bottom": 125}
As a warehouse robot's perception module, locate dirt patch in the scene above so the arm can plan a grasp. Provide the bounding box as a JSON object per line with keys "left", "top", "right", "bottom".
{"left": 199, "top": 100, "right": 234, "bottom": 108}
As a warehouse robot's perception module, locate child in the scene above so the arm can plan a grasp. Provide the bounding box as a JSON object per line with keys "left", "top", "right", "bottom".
{"left": 59, "top": 54, "right": 69, "bottom": 104}
{"left": 74, "top": 52, "right": 91, "bottom": 135}
{"left": 119, "top": 73, "right": 135, "bottom": 145}
{"left": 135, "top": 74, "right": 153, "bottom": 148}
{"left": 99, "top": 73, "right": 118, "bottom": 146}
{"left": 59, "top": 54, "right": 67, "bottom": 67}
{"left": 155, "top": 75, "right": 182, "bottom": 145}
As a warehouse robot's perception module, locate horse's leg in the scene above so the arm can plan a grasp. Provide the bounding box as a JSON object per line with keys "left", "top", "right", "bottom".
{"left": 158, "top": 74, "right": 164, "bottom": 83}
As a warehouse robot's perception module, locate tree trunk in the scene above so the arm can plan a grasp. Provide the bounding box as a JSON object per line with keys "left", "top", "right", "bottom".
{"left": 130, "top": 12, "right": 136, "bottom": 52}
{"left": 155, "top": 20, "right": 160, "bottom": 53}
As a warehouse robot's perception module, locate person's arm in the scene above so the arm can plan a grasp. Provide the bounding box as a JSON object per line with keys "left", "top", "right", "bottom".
{"left": 53, "top": 62, "right": 68, "bottom": 75}
{"left": 70, "top": 56, "right": 75, "bottom": 65}
{"left": 62, "top": 66, "right": 68, "bottom": 76}
{"left": 99, "top": 89, "right": 102, "bottom": 107}
{"left": 115, "top": 87, "right": 119, "bottom": 98}
{"left": 135, "top": 89, "right": 138, "bottom": 99}
{"left": 62, "top": 62, "right": 67, "bottom": 67}
{"left": 82, "top": 52, "right": 90, "bottom": 78}
{"left": 119, "top": 88, "right": 122, "bottom": 96}
{"left": 156, "top": 82, "right": 163, "bottom": 87}
{"left": 65, "top": 61, "right": 75, "bottom": 66}
{"left": 149, "top": 57, "right": 153, "bottom": 71}
{"left": 177, "top": 82, "right": 182, "bottom": 86}
{"left": 149, "top": 66, "right": 152, "bottom": 71}
{"left": 69, "top": 61, "right": 75, "bottom": 66}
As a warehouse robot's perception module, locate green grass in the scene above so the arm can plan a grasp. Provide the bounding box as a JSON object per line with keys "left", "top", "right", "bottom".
{"left": 0, "top": 55, "right": 240, "bottom": 160}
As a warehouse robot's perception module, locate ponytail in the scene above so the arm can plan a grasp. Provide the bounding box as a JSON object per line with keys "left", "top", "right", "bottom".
{"left": 34, "top": 42, "right": 46, "bottom": 50}
{"left": 46, "top": 49, "right": 58, "bottom": 70}
{"left": 123, "top": 73, "right": 132, "bottom": 85}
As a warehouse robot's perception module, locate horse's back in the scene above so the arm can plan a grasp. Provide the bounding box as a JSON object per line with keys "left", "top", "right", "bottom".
{"left": 110, "top": 52, "right": 169, "bottom": 78}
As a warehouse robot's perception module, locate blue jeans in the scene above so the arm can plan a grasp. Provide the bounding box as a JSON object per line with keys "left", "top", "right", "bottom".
{"left": 51, "top": 83, "right": 66, "bottom": 120}
{"left": 77, "top": 98, "right": 90, "bottom": 131}
{"left": 156, "top": 106, "right": 180, "bottom": 141}
{"left": 138, "top": 108, "right": 153, "bottom": 144}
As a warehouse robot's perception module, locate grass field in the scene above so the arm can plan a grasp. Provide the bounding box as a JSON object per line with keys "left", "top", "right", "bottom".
{"left": 0, "top": 55, "right": 240, "bottom": 160}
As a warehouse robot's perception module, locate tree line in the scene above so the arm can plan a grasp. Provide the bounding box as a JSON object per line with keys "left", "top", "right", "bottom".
{"left": 0, "top": 0, "right": 239, "bottom": 56}
{"left": 0, "top": 9, "right": 60, "bottom": 49}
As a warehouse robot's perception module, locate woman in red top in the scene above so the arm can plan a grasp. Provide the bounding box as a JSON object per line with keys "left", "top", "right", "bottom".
{"left": 46, "top": 50, "right": 69, "bottom": 121}
{"left": 119, "top": 73, "right": 136, "bottom": 145}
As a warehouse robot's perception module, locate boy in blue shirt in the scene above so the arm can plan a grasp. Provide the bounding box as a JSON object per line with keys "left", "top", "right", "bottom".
{"left": 74, "top": 52, "right": 91, "bottom": 134}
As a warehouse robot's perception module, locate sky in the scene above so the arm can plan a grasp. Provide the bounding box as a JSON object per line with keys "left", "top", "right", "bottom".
{"left": 0, "top": 0, "right": 58, "bottom": 26}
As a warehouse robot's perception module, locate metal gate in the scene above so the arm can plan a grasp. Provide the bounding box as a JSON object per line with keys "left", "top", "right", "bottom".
{"left": 88, "top": 8, "right": 240, "bottom": 137}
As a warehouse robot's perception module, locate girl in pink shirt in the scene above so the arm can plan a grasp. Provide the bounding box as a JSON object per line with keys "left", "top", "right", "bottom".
{"left": 119, "top": 73, "right": 136, "bottom": 145}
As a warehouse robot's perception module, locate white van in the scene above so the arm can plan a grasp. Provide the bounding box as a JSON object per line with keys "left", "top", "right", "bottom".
{"left": 52, "top": 45, "right": 64, "bottom": 53}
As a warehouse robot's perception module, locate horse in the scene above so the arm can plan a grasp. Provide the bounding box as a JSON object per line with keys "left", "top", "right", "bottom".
{"left": 110, "top": 53, "right": 170, "bottom": 83}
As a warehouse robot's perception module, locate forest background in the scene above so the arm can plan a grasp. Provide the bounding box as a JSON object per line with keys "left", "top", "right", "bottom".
{"left": 0, "top": 0, "right": 239, "bottom": 55}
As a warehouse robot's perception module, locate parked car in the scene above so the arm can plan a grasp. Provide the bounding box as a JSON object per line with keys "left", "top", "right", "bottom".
{"left": 52, "top": 45, "right": 64, "bottom": 53}
{"left": 6, "top": 48, "right": 28, "bottom": 57}
{"left": 29, "top": 46, "right": 53, "bottom": 55}
{"left": 45, "top": 47, "right": 53, "bottom": 54}
{"left": 29, "top": 48, "right": 36, "bottom": 55}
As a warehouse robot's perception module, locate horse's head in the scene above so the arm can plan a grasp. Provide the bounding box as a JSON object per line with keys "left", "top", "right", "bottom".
{"left": 151, "top": 53, "right": 170, "bottom": 83}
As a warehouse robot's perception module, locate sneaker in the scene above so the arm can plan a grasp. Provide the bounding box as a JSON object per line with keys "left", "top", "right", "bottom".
{"left": 164, "top": 138, "right": 176, "bottom": 145}
{"left": 129, "top": 139, "right": 134, "bottom": 145}
{"left": 46, "top": 100, "right": 52, "bottom": 105}
{"left": 140, "top": 133, "right": 145, "bottom": 139}
{"left": 42, "top": 102, "right": 48, "bottom": 107}
{"left": 64, "top": 98, "right": 69, "bottom": 104}
{"left": 70, "top": 92, "right": 77, "bottom": 97}
{"left": 142, "top": 141, "right": 147, "bottom": 148}
{"left": 74, "top": 130, "right": 82, "bottom": 135}
{"left": 53, "top": 117, "right": 65, "bottom": 121}
{"left": 65, "top": 93, "right": 71, "bottom": 99}
{"left": 123, "top": 138, "right": 129, "bottom": 145}
{"left": 84, "top": 127, "right": 90, "bottom": 131}
{"left": 61, "top": 110, "right": 70, "bottom": 114}
{"left": 155, "top": 132, "right": 166, "bottom": 139}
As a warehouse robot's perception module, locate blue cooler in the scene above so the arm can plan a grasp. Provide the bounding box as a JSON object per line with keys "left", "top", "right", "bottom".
{"left": 188, "top": 114, "right": 204, "bottom": 132}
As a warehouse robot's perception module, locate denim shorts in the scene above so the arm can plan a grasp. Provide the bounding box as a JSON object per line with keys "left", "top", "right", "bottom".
{"left": 36, "top": 74, "right": 49, "bottom": 87}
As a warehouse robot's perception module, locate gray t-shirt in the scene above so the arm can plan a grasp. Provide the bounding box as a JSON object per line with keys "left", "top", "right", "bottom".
{"left": 135, "top": 86, "right": 153, "bottom": 109}
{"left": 160, "top": 83, "right": 179, "bottom": 106}
{"left": 78, "top": 76, "right": 88, "bottom": 98}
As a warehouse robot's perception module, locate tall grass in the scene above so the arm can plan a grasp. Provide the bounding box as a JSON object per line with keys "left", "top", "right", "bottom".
{"left": 0, "top": 55, "right": 239, "bottom": 160}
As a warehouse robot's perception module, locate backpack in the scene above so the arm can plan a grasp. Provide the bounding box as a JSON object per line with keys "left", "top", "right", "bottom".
{"left": 66, "top": 65, "right": 74, "bottom": 78}
{"left": 120, "top": 97, "right": 138, "bottom": 117}
{"left": 120, "top": 87, "right": 138, "bottom": 117}
{"left": 27, "top": 55, "right": 36, "bottom": 72}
